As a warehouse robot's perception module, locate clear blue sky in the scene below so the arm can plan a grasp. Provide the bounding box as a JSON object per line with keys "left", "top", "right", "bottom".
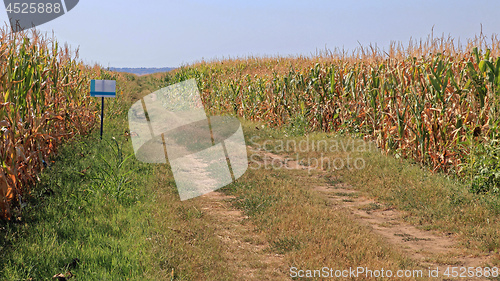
{"left": 1, "top": 0, "right": 499, "bottom": 68}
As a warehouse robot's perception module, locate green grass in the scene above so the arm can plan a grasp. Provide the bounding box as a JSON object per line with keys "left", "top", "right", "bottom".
{"left": 144, "top": 164, "right": 236, "bottom": 280}
{"left": 343, "top": 148, "right": 500, "bottom": 253}
{"left": 3, "top": 70, "right": 500, "bottom": 280}
{"left": 0, "top": 123, "right": 153, "bottom": 280}
{"left": 219, "top": 121, "right": 418, "bottom": 277}
{"left": 240, "top": 120, "right": 500, "bottom": 267}
{"left": 0, "top": 73, "right": 235, "bottom": 281}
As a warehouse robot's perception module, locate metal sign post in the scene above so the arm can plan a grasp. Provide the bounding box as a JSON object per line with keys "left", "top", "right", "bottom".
{"left": 100, "top": 96, "right": 104, "bottom": 139}
{"left": 90, "top": 80, "right": 116, "bottom": 139}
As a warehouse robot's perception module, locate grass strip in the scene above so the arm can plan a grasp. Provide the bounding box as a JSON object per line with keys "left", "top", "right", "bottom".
{"left": 0, "top": 73, "right": 235, "bottom": 280}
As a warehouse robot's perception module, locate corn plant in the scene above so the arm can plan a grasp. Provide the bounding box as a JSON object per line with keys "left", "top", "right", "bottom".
{"left": 0, "top": 26, "right": 106, "bottom": 219}
{"left": 162, "top": 34, "right": 500, "bottom": 192}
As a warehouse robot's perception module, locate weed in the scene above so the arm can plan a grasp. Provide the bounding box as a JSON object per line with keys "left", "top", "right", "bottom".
{"left": 86, "top": 137, "right": 137, "bottom": 203}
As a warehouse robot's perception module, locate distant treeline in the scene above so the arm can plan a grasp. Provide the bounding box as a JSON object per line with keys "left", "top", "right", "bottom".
{"left": 109, "top": 67, "right": 175, "bottom": 76}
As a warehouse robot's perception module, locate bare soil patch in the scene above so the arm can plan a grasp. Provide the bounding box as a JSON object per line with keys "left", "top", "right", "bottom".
{"left": 199, "top": 191, "right": 290, "bottom": 280}
{"left": 314, "top": 184, "right": 491, "bottom": 269}
{"left": 193, "top": 146, "right": 495, "bottom": 280}
{"left": 260, "top": 150, "right": 494, "bottom": 279}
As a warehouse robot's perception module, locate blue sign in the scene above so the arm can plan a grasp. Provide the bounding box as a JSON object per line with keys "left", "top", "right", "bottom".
{"left": 90, "top": 80, "right": 116, "bottom": 97}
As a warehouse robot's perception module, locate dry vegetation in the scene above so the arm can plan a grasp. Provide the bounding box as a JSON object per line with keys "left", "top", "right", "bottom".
{"left": 2, "top": 26, "right": 500, "bottom": 279}
{"left": 166, "top": 33, "right": 500, "bottom": 194}
{"left": 0, "top": 27, "right": 108, "bottom": 219}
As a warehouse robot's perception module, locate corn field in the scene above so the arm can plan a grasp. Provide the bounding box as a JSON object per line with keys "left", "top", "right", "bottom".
{"left": 167, "top": 34, "right": 500, "bottom": 182}
{"left": 0, "top": 27, "right": 103, "bottom": 219}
